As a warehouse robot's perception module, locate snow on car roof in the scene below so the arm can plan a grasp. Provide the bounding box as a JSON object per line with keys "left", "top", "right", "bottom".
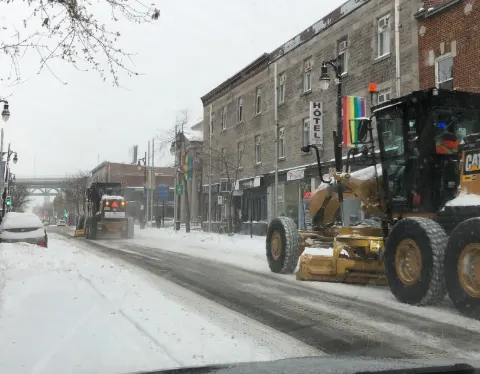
{"left": 2, "top": 212, "right": 43, "bottom": 229}
{"left": 101, "top": 195, "right": 125, "bottom": 200}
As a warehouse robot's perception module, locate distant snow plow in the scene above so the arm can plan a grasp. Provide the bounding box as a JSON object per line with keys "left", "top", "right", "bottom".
{"left": 266, "top": 87, "right": 480, "bottom": 319}
{"left": 74, "top": 182, "right": 134, "bottom": 240}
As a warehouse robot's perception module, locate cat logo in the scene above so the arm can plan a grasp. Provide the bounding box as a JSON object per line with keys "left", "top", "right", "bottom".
{"left": 464, "top": 149, "right": 480, "bottom": 174}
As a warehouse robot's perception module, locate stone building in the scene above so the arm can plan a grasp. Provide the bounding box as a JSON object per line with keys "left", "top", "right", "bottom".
{"left": 170, "top": 122, "right": 204, "bottom": 225}
{"left": 416, "top": 0, "right": 479, "bottom": 92}
{"left": 200, "top": 0, "right": 422, "bottom": 234}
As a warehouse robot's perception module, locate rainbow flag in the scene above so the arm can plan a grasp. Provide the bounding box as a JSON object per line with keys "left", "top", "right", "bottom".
{"left": 182, "top": 153, "right": 193, "bottom": 180}
{"left": 342, "top": 96, "right": 366, "bottom": 147}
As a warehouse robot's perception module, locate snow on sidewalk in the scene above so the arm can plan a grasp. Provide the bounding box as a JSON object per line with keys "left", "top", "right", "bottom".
{"left": 0, "top": 239, "right": 319, "bottom": 374}
{"left": 125, "top": 227, "right": 480, "bottom": 333}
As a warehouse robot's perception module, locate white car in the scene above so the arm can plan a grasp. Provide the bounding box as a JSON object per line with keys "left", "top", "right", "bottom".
{"left": 57, "top": 220, "right": 66, "bottom": 227}
{"left": 0, "top": 212, "right": 48, "bottom": 248}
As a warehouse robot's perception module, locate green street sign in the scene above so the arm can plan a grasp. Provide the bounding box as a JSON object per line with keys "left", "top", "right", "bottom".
{"left": 175, "top": 184, "right": 184, "bottom": 196}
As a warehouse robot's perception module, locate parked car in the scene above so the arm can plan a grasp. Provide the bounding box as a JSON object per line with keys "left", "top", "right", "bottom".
{"left": 56, "top": 220, "right": 66, "bottom": 227}
{"left": 0, "top": 212, "right": 48, "bottom": 247}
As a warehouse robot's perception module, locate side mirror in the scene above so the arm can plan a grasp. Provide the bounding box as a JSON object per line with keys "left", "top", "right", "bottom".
{"left": 357, "top": 119, "right": 370, "bottom": 143}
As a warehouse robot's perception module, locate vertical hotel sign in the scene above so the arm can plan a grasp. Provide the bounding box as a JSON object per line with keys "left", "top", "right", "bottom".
{"left": 309, "top": 102, "right": 323, "bottom": 146}
{"left": 342, "top": 96, "right": 366, "bottom": 147}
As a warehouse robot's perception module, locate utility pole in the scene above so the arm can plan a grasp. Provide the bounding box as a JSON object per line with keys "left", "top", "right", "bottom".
{"left": 147, "top": 140, "right": 150, "bottom": 226}
{"left": 208, "top": 104, "right": 213, "bottom": 232}
{"left": 151, "top": 137, "right": 155, "bottom": 223}
{"left": 174, "top": 124, "right": 178, "bottom": 232}
{"left": 273, "top": 62, "right": 279, "bottom": 218}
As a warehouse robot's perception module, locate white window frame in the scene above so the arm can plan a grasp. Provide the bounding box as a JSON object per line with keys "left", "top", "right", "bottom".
{"left": 237, "top": 97, "right": 243, "bottom": 123}
{"left": 302, "top": 118, "right": 310, "bottom": 147}
{"left": 378, "top": 89, "right": 392, "bottom": 104}
{"left": 377, "top": 14, "right": 391, "bottom": 58}
{"left": 222, "top": 106, "right": 227, "bottom": 130}
{"left": 303, "top": 59, "right": 313, "bottom": 93}
{"left": 278, "top": 73, "right": 286, "bottom": 104}
{"left": 255, "top": 87, "right": 262, "bottom": 114}
{"left": 278, "top": 126, "right": 286, "bottom": 159}
{"left": 435, "top": 53, "right": 454, "bottom": 90}
{"left": 338, "top": 40, "right": 348, "bottom": 75}
{"left": 255, "top": 135, "right": 262, "bottom": 164}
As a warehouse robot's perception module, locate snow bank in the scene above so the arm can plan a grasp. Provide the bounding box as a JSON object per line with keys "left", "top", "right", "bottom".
{"left": 0, "top": 239, "right": 318, "bottom": 374}
{"left": 446, "top": 193, "right": 480, "bottom": 207}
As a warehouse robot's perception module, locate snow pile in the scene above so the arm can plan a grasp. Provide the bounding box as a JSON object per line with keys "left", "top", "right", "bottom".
{"left": 131, "top": 228, "right": 269, "bottom": 272}
{"left": 302, "top": 247, "right": 334, "bottom": 256}
{"left": 0, "top": 239, "right": 317, "bottom": 374}
{"left": 446, "top": 193, "right": 480, "bottom": 207}
{"left": 348, "top": 164, "right": 383, "bottom": 181}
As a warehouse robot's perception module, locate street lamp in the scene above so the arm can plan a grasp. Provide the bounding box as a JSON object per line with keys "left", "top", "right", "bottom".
{"left": 319, "top": 58, "right": 343, "bottom": 174}
{"left": 12, "top": 153, "right": 17, "bottom": 164}
{"left": 137, "top": 152, "right": 147, "bottom": 228}
{"left": 1, "top": 101, "right": 9, "bottom": 123}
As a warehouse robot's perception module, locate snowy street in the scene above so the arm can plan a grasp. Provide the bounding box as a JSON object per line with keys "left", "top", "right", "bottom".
{"left": 52, "top": 227, "right": 480, "bottom": 358}
{"left": 2, "top": 226, "right": 480, "bottom": 374}
{"left": 0, "top": 234, "right": 318, "bottom": 374}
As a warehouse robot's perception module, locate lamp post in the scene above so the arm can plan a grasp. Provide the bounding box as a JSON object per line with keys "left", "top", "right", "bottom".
{"left": 137, "top": 152, "right": 147, "bottom": 229}
{"left": 2, "top": 145, "right": 17, "bottom": 216}
{"left": 319, "top": 58, "right": 343, "bottom": 174}
{"left": 0, "top": 100, "right": 10, "bottom": 218}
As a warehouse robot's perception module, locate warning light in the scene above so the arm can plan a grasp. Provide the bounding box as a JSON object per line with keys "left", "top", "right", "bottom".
{"left": 121, "top": 201, "right": 125, "bottom": 207}
{"left": 304, "top": 192, "right": 312, "bottom": 199}
{"left": 111, "top": 201, "right": 119, "bottom": 208}
{"left": 105, "top": 201, "right": 110, "bottom": 206}
{"left": 368, "top": 82, "right": 378, "bottom": 93}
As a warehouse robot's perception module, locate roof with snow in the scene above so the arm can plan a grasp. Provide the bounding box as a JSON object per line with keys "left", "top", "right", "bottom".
{"left": 415, "top": 0, "right": 461, "bottom": 18}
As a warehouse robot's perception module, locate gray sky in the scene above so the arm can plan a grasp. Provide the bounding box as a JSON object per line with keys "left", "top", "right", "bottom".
{"left": 1, "top": 0, "right": 345, "bottom": 179}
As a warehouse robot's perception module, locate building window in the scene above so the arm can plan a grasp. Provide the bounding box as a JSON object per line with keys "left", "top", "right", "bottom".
{"left": 255, "top": 87, "right": 262, "bottom": 114}
{"left": 278, "top": 73, "right": 286, "bottom": 104}
{"left": 237, "top": 97, "right": 243, "bottom": 123}
{"left": 378, "top": 89, "right": 392, "bottom": 104}
{"left": 377, "top": 14, "right": 390, "bottom": 57}
{"left": 255, "top": 135, "right": 262, "bottom": 164}
{"left": 278, "top": 127, "right": 285, "bottom": 159}
{"left": 436, "top": 54, "right": 453, "bottom": 90}
{"left": 222, "top": 106, "right": 227, "bottom": 130}
{"left": 237, "top": 142, "right": 244, "bottom": 168}
{"left": 302, "top": 118, "right": 310, "bottom": 147}
{"left": 338, "top": 39, "right": 348, "bottom": 75}
{"left": 303, "top": 59, "right": 313, "bottom": 92}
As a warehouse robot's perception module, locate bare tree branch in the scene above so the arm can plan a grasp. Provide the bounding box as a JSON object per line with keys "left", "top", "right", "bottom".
{"left": 1, "top": 0, "right": 160, "bottom": 86}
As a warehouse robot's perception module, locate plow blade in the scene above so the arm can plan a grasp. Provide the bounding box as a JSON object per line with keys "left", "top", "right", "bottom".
{"left": 296, "top": 230, "right": 387, "bottom": 286}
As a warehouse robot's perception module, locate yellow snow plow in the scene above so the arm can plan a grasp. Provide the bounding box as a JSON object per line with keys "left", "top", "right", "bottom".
{"left": 266, "top": 87, "right": 480, "bottom": 319}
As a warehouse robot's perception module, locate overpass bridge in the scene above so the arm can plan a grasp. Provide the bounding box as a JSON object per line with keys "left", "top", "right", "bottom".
{"left": 15, "top": 176, "right": 66, "bottom": 196}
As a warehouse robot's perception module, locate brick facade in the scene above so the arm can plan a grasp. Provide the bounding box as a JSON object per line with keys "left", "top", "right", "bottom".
{"left": 417, "top": 0, "right": 480, "bottom": 92}
{"left": 200, "top": 0, "right": 422, "bottom": 231}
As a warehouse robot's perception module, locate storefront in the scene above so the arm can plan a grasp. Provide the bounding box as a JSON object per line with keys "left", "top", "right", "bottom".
{"left": 202, "top": 183, "right": 221, "bottom": 222}
{"left": 237, "top": 176, "right": 268, "bottom": 223}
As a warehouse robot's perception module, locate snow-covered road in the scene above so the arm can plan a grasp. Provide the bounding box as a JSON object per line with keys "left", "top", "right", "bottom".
{"left": 51, "top": 226, "right": 480, "bottom": 361}
{"left": 0, "top": 237, "right": 319, "bottom": 374}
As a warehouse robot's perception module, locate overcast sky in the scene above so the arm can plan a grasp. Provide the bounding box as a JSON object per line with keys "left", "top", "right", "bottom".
{"left": 1, "top": 0, "right": 346, "bottom": 180}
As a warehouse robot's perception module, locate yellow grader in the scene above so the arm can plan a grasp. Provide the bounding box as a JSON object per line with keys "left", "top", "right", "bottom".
{"left": 266, "top": 88, "right": 480, "bottom": 319}
{"left": 74, "top": 182, "right": 134, "bottom": 240}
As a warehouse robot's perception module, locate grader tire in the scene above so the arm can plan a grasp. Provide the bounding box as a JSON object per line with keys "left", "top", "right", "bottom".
{"left": 266, "top": 216, "right": 300, "bottom": 274}
{"left": 445, "top": 218, "right": 480, "bottom": 319}
{"left": 384, "top": 217, "right": 447, "bottom": 306}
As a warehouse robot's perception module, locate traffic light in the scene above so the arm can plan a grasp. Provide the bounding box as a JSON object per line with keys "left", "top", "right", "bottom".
{"left": 64, "top": 211, "right": 68, "bottom": 217}
{"left": 5, "top": 196, "right": 11, "bottom": 207}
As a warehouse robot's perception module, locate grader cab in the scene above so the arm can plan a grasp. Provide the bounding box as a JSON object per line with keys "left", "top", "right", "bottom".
{"left": 266, "top": 88, "right": 480, "bottom": 319}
